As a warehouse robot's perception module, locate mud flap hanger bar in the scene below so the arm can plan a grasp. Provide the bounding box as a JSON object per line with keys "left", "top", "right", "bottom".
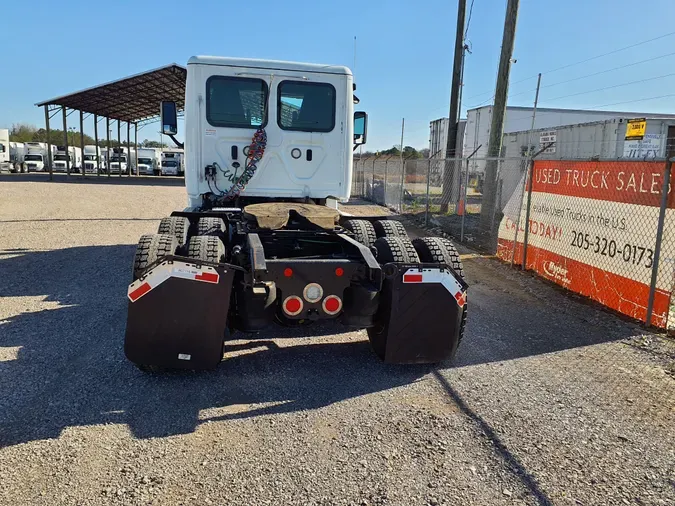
{"left": 136, "top": 255, "right": 246, "bottom": 282}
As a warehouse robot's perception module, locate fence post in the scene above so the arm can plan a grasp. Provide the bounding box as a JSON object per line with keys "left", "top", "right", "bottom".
{"left": 425, "top": 159, "right": 431, "bottom": 226}
{"left": 511, "top": 159, "right": 529, "bottom": 266}
{"left": 521, "top": 143, "right": 554, "bottom": 270}
{"left": 371, "top": 157, "right": 377, "bottom": 202}
{"left": 460, "top": 146, "right": 482, "bottom": 242}
{"left": 646, "top": 157, "right": 673, "bottom": 326}
{"left": 460, "top": 158, "right": 470, "bottom": 242}
{"left": 383, "top": 157, "right": 389, "bottom": 207}
{"left": 521, "top": 158, "right": 535, "bottom": 270}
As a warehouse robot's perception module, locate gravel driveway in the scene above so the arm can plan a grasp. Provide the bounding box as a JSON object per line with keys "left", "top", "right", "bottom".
{"left": 0, "top": 174, "right": 673, "bottom": 505}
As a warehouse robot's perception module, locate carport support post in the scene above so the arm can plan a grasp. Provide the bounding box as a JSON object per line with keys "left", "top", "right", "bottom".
{"left": 94, "top": 115, "right": 99, "bottom": 176}
{"left": 117, "top": 120, "right": 122, "bottom": 178}
{"left": 646, "top": 157, "right": 673, "bottom": 326}
{"left": 62, "top": 106, "right": 70, "bottom": 176}
{"left": 44, "top": 105, "right": 53, "bottom": 181}
{"left": 79, "top": 110, "right": 85, "bottom": 178}
{"left": 106, "top": 117, "right": 111, "bottom": 178}
{"left": 126, "top": 122, "right": 131, "bottom": 176}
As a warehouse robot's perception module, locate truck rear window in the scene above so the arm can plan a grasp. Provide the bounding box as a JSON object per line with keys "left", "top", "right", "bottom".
{"left": 277, "top": 81, "right": 335, "bottom": 132}
{"left": 206, "top": 76, "right": 268, "bottom": 129}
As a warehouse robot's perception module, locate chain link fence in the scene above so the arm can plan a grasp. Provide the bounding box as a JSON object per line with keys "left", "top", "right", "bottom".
{"left": 352, "top": 155, "right": 675, "bottom": 330}
{"left": 353, "top": 156, "right": 528, "bottom": 251}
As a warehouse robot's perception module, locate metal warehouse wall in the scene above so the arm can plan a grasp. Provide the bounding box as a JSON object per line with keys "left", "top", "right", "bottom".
{"left": 502, "top": 118, "right": 675, "bottom": 160}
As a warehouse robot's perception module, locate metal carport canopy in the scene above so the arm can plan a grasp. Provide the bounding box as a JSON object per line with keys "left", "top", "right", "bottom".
{"left": 36, "top": 63, "right": 186, "bottom": 125}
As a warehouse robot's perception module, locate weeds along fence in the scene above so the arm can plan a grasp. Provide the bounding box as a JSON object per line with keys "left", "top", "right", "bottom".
{"left": 353, "top": 155, "right": 675, "bottom": 330}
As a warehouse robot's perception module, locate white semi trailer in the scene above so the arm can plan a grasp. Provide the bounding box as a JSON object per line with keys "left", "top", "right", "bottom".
{"left": 125, "top": 56, "right": 468, "bottom": 373}
{"left": 0, "top": 135, "right": 27, "bottom": 173}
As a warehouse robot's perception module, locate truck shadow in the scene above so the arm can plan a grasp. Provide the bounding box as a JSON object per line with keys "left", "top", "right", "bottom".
{"left": 0, "top": 244, "right": 639, "bottom": 447}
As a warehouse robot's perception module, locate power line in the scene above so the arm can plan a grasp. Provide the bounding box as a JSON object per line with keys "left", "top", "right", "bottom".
{"left": 544, "top": 72, "right": 675, "bottom": 102}
{"left": 462, "top": 29, "right": 675, "bottom": 102}
{"left": 585, "top": 93, "right": 675, "bottom": 111}
{"left": 466, "top": 50, "right": 675, "bottom": 109}
{"left": 541, "top": 50, "right": 675, "bottom": 91}
{"left": 464, "top": 0, "right": 476, "bottom": 39}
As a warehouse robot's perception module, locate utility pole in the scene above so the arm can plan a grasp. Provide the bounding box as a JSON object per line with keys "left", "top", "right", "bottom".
{"left": 440, "top": 0, "right": 466, "bottom": 214}
{"left": 480, "top": 0, "right": 520, "bottom": 228}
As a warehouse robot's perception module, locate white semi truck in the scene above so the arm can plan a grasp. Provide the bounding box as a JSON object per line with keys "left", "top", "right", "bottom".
{"left": 83, "top": 145, "right": 106, "bottom": 174}
{"left": 53, "top": 146, "right": 82, "bottom": 173}
{"left": 109, "top": 147, "right": 136, "bottom": 174}
{"left": 137, "top": 147, "right": 160, "bottom": 175}
{"left": 160, "top": 149, "right": 183, "bottom": 176}
{"left": 125, "top": 56, "right": 467, "bottom": 372}
{"left": 24, "top": 142, "right": 56, "bottom": 172}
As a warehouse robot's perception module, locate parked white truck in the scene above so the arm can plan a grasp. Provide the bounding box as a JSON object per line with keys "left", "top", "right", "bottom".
{"left": 109, "top": 147, "right": 136, "bottom": 174}
{"left": 24, "top": 142, "right": 56, "bottom": 172}
{"left": 125, "top": 56, "right": 468, "bottom": 373}
{"left": 53, "top": 146, "right": 82, "bottom": 173}
{"left": 83, "top": 145, "right": 106, "bottom": 174}
{"left": 160, "top": 149, "right": 184, "bottom": 176}
{"left": 137, "top": 147, "right": 160, "bottom": 175}
{"left": 0, "top": 133, "right": 28, "bottom": 173}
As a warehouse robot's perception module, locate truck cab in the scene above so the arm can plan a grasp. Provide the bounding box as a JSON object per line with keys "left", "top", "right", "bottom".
{"left": 137, "top": 148, "right": 159, "bottom": 176}
{"left": 182, "top": 56, "right": 359, "bottom": 208}
{"left": 160, "top": 150, "right": 183, "bottom": 176}
{"left": 109, "top": 147, "right": 127, "bottom": 174}
{"left": 83, "top": 145, "right": 106, "bottom": 173}
{"left": 53, "top": 146, "right": 82, "bottom": 173}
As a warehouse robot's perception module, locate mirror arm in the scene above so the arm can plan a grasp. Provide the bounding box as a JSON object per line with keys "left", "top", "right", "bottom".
{"left": 168, "top": 134, "right": 184, "bottom": 149}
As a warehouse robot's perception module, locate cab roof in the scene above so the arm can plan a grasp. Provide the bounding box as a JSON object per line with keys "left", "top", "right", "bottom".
{"left": 187, "top": 56, "right": 352, "bottom": 76}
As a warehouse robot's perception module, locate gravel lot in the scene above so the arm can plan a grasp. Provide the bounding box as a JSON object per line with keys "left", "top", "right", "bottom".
{"left": 0, "top": 174, "right": 673, "bottom": 506}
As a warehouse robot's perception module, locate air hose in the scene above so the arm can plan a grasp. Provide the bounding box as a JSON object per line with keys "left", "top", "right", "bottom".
{"left": 214, "top": 127, "right": 267, "bottom": 201}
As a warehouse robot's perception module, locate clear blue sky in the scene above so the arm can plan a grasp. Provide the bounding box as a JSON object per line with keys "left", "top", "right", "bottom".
{"left": 1, "top": 0, "right": 675, "bottom": 151}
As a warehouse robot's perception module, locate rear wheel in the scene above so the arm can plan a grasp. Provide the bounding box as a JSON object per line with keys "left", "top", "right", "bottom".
{"left": 373, "top": 219, "right": 407, "bottom": 238}
{"left": 188, "top": 235, "right": 225, "bottom": 263}
{"left": 373, "top": 236, "right": 420, "bottom": 264}
{"left": 343, "top": 219, "right": 376, "bottom": 247}
{"left": 197, "top": 217, "right": 226, "bottom": 237}
{"left": 412, "top": 237, "right": 464, "bottom": 279}
{"left": 413, "top": 236, "right": 467, "bottom": 350}
{"left": 158, "top": 216, "right": 189, "bottom": 246}
{"left": 132, "top": 233, "right": 179, "bottom": 280}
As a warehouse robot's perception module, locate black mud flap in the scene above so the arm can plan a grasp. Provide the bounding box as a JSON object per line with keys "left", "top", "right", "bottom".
{"left": 368, "top": 263, "right": 467, "bottom": 364}
{"left": 124, "top": 259, "right": 235, "bottom": 370}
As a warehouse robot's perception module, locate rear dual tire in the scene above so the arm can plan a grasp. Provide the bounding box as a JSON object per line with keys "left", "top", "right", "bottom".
{"left": 132, "top": 233, "right": 179, "bottom": 281}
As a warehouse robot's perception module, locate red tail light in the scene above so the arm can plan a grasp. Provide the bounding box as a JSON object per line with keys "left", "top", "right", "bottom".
{"left": 322, "top": 295, "right": 342, "bottom": 315}
{"left": 283, "top": 295, "right": 303, "bottom": 316}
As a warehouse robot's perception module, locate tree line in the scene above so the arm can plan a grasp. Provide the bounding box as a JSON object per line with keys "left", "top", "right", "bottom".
{"left": 357, "top": 145, "right": 430, "bottom": 159}
{"left": 8, "top": 123, "right": 168, "bottom": 148}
